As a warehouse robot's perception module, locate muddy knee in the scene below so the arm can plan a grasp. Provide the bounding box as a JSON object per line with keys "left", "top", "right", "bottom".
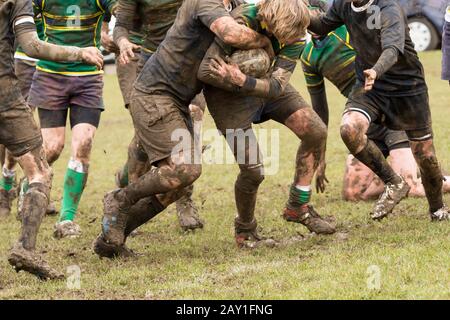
{"left": 160, "top": 163, "right": 202, "bottom": 190}
{"left": 236, "top": 164, "right": 265, "bottom": 193}
{"left": 45, "top": 141, "right": 64, "bottom": 164}
{"left": 128, "top": 137, "right": 148, "bottom": 163}
{"left": 340, "top": 123, "right": 367, "bottom": 154}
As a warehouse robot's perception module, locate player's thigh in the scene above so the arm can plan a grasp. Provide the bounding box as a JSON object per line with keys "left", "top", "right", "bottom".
{"left": 0, "top": 100, "right": 43, "bottom": 158}
{"left": 130, "top": 89, "right": 195, "bottom": 166}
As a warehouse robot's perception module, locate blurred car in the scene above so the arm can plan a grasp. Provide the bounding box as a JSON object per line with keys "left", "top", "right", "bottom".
{"left": 324, "top": 0, "right": 447, "bottom": 51}
{"left": 398, "top": 0, "right": 447, "bottom": 51}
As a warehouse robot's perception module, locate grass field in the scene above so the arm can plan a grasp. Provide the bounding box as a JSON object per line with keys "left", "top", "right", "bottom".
{"left": 0, "top": 51, "right": 448, "bottom": 300}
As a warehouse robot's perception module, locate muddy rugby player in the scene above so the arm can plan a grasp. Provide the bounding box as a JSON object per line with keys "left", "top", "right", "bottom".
{"left": 301, "top": 2, "right": 450, "bottom": 201}
{"left": 24, "top": 0, "right": 116, "bottom": 239}
{"left": 197, "top": 0, "right": 336, "bottom": 248}
{"left": 108, "top": 0, "right": 207, "bottom": 233}
{"left": 95, "top": 0, "right": 277, "bottom": 257}
{"left": 309, "top": 0, "right": 449, "bottom": 221}
{"left": 0, "top": 0, "right": 103, "bottom": 279}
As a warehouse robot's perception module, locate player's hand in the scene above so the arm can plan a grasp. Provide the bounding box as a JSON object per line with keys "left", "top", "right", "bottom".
{"left": 363, "top": 69, "right": 377, "bottom": 92}
{"left": 80, "top": 47, "right": 104, "bottom": 70}
{"left": 209, "top": 56, "right": 246, "bottom": 87}
{"left": 101, "top": 32, "right": 119, "bottom": 54}
{"left": 118, "top": 39, "right": 140, "bottom": 65}
{"left": 315, "top": 159, "right": 329, "bottom": 193}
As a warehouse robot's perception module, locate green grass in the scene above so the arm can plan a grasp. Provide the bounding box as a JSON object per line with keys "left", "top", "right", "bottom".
{"left": 0, "top": 51, "right": 449, "bottom": 300}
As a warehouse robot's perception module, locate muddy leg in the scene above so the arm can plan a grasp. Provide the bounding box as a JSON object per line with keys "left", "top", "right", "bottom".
{"left": 9, "top": 147, "right": 63, "bottom": 280}
{"left": 409, "top": 139, "right": 445, "bottom": 216}
{"left": 282, "top": 109, "right": 335, "bottom": 234}
{"left": 341, "top": 112, "right": 409, "bottom": 220}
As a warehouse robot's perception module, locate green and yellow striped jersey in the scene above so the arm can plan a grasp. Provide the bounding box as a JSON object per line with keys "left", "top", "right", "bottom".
{"left": 33, "top": 0, "right": 116, "bottom": 76}
{"left": 301, "top": 25, "right": 356, "bottom": 96}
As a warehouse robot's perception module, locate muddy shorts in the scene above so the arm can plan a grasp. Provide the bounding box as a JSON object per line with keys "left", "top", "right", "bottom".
{"left": 137, "top": 50, "right": 153, "bottom": 74}
{"left": 345, "top": 83, "right": 432, "bottom": 141}
{"left": 367, "top": 123, "right": 410, "bottom": 158}
{"left": 28, "top": 70, "right": 104, "bottom": 111}
{"left": 14, "top": 59, "right": 36, "bottom": 101}
{"left": 205, "top": 83, "right": 308, "bottom": 133}
{"left": 129, "top": 88, "right": 194, "bottom": 165}
{"left": 0, "top": 99, "right": 42, "bottom": 157}
{"left": 116, "top": 54, "right": 140, "bottom": 108}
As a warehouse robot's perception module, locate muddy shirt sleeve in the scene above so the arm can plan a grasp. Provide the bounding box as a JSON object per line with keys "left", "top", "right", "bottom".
{"left": 197, "top": 0, "right": 231, "bottom": 28}
{"left": 302, "top": 59, "right": 328, "bottom": 126}
{"left": 12, "top": 0, "right": 37, "bottom": 37}
{"left": 113, "top": 0, "right": 137, "bottom": 43}
{"left": 379, "top": 3, "right": 405, "bottom": 54}
{"left": 308, "top": 0, "right": 344, "bottom": 36}
{"left": 197, "top": 39, "right": 241, "bottom": 92}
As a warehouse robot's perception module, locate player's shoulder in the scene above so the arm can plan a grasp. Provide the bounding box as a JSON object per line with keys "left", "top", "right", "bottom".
{"left": 231, "top": 3, "right": 259, "bottom": 30}
{"left": 377, "top": 0, "right": 402, "bottom": 12}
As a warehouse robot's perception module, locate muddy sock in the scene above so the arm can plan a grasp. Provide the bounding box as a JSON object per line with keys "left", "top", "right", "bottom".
{"left": 19, "top": 182, "right": 48, "bottom": 250}
{"left": 0, "top": 167, "right": 15, "bottom": 191}
{"left": 354, "top": 140, "right": 401, "bottom": 185}
{"left": 124, "top": 195, "right": 165, "bottom": 238}
{"left": 287, "top": 185, "right": 311, "bottom": 209}
{"left": 60, "top": 159, "right": 87, "bottom": 222}
{"left": 234, "top": 166, "right": 264, "bottom": 226}
{"left": 418, "top": 156, "right": 444, "bottom": 213}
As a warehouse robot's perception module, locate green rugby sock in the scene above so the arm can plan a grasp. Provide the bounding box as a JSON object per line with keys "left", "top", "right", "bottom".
{"left": 0, "top": 168, "right": 15, "bottom": 192}
{"left": 60, "top": 159, "right": 87, "bottom": 222}
{"left": 287, "top": 185, "right": 311, "bottom": 209}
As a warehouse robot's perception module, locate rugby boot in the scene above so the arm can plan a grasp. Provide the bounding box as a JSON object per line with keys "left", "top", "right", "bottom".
{"left": 0, "top": 189, "right": 11, "bottom": 218}
{"left": 101, "top": 189, "right": 129, "bottom": 246}
{"left": 176, "top": 194, "right": 204, "bottom": 231}
{"left": 92, "top": 234, "right": 138, "bottom": 259}
{"left": 430, "top": 205, "right": 450, "bottom": 222}
{"left": 53, "top": 220, "right": 81, "bottom": 239}
{"left": 8, "top": 243, "right": 64, "bottom": 280}
{"left": 283, "top": 205, "right": 336, "bottom": 234}
{"left": 235, "top": 218, "right": 277, "bottom": 249}
{"left": 371, "top": 176, "right": 410, "bottom": 220}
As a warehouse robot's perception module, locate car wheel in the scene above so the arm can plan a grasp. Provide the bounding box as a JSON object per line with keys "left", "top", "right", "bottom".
{"left": 408, "top": 17, "right": 440, "bottom": 52}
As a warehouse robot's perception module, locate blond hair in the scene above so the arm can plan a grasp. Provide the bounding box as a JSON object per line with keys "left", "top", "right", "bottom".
{"left": 257, "top": 0, "right": 310, "bottom": 43}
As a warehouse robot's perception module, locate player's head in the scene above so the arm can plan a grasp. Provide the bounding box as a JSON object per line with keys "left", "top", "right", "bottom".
{"left": 257, "top": 0, "right": 310, "bottom": 44}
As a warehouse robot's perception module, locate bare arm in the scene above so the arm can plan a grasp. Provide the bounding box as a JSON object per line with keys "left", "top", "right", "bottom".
{"left": 16, "top": 27, "right": 103, "bottom": 69}
{"left": 209, "top": 16, "right": 274, "bottom": 58}
{"left": 309, "top": 83, "right": 329, "bottom": 126}
{"left": 113, "top": 0, "right": 140, "bottom": 64}
{"left": 308, "top": 0, "right": 344, "bottom": 36}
